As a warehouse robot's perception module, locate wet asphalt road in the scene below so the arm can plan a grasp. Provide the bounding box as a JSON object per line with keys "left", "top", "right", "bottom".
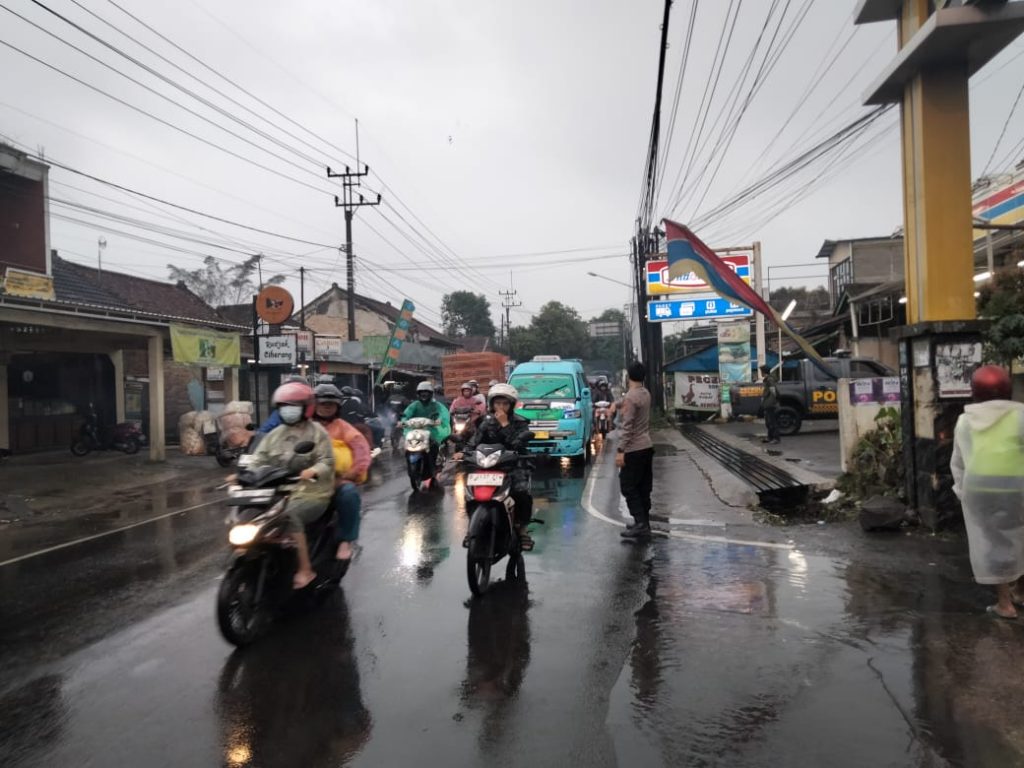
{"left": 2, "top": 440, "right": 1024, "bottom": 767}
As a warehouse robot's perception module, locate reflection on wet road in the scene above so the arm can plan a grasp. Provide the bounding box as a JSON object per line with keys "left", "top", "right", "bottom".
{"left": 2, "top": 444, "right": 1023, "bottom": 767}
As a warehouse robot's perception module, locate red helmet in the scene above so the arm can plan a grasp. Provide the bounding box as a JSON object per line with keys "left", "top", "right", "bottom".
{"left": 971, "top": 365, "right": 1011, "bottom": 402}
{"left": 272, "top": 380, "right": 315, "bottom": 419}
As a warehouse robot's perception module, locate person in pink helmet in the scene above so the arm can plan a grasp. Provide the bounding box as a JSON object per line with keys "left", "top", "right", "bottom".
{"left": 951, "top": 365, "right": 1024, "bottom": 619}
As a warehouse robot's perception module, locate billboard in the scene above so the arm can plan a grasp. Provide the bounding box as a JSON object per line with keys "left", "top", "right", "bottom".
{"left": 647, "top": 296, "right": 752, "bottom": 322}
{"left": 646, "top": 253, "right": 751, "bottom": 296}
{"left": 717, "top": 321, "right": 751, "bottom": 385}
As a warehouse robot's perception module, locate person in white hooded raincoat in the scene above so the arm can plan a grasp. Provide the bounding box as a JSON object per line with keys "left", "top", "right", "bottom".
{"left": 950, "top": 365, "right": 1024, "bottom": 619}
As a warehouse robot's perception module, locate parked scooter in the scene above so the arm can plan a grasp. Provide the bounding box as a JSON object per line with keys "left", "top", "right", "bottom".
{"left": 594, "top": 400, "right": 612, "bottom": 438}
{"left": 71, "top": 416, "right": 145, "bottom": 456}
{"left": 401, "top": 416, "right": 444, "bottom": 492}
{"left": 216, "top": 441, "right": 344, "bottom": 647}
{"left": 461, "top": 442, "right": 540, "bottom": 597}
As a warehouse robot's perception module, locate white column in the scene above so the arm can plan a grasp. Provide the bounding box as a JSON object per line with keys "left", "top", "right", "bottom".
{"left": 224, "top": 366, "right": 240, "bottom": 403}
{"left": 109, "top": 350, "right": 125, "bottom": 422}
{"left": 148, "top": 335, "right": 166, "bottom": 461}
{"left": 0, "top": 360, "right": 9, "bottom": 451}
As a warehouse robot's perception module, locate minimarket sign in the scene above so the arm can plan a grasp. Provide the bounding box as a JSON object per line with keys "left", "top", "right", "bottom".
{"left": 170, "top": 324, "right": 241, "bottom": 366}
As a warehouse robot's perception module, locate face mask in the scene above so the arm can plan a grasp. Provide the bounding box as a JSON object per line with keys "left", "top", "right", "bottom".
{"left": 279, "top": 405, "right": 304, "bottom": 424}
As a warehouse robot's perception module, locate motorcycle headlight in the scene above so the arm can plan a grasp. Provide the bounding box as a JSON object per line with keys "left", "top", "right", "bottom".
{"left": 455, "top": 422, "right": 465, "bottom": 432}
{"left": 229, "top": 523, "right": 260, "bottom": 546}
{"left": 477, "top": 452, "right": 500, "bottom": 469}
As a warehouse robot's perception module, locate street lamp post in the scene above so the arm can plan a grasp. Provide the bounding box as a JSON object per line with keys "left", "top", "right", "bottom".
{"left": 776, "top": 299, "right": 797, "bottom": 375}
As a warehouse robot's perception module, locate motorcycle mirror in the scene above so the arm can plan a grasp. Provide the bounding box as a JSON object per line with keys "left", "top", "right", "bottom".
{"left": 293, "top": 441, "right": 316, "bottom": 455}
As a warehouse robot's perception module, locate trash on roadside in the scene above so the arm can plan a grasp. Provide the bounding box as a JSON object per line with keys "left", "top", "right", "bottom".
{"left": 822, "top": 489, "right": 844, "bottom": 504}
{"left": 859, "top": 495, "right": 907, "bottom": 532}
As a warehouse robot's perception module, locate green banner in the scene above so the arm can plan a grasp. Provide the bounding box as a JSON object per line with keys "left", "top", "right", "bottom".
{"left": 375, "top": 300, "right": 415, "bottom": 384}
{"left": 361, "top": 335, "right": 390, "bottom": 361}
{"left": 170, "top": 324, "right": 241, "bottom": 366}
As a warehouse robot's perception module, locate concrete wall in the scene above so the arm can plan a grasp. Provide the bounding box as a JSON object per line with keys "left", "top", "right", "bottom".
{"left": 851, "top": 240, "right": 903, "bottom": 283}
{"left": 306, "top": 295, "right": 393, "bottom": 339}
{"left": 837, "top": 377, "right": 902, "bottom": 472}
{"left": 0, "top": 173, "right": 47, "bottom": 276}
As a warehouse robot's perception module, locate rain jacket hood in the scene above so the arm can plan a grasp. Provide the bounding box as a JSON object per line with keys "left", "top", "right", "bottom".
{"left": 960, "top": 400, "right": 1024, "bottom": 432}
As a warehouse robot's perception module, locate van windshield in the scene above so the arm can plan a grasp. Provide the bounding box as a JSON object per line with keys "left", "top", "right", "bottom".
{"left": 509, "top": 374, "right": 576, "bottom": 400}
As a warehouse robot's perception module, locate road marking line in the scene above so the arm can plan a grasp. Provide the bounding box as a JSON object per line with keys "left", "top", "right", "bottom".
{"left": 581, "top": 446, "right": 793, "bottom": 551}
{"left": 0, "top": 498, "right": 223, "bottom": 568}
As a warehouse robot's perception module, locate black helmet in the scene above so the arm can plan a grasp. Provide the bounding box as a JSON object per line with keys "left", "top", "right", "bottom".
{"left": 314, "top": 383, "right": 344, "bottom": 403}
{"left": 340, "top": 386, "right": 354, "bottom": 397}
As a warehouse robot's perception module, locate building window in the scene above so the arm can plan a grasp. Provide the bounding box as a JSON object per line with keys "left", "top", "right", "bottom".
{"left": 831, "top": 258, "right": 852, "bottom": 302}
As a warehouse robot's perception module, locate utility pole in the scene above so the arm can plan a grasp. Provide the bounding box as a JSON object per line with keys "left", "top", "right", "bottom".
{"left": 499, "top": 287, "right": 522, "bottom": 360}
{"left": 327, "top": 155, "right": 381, "bottom": 341}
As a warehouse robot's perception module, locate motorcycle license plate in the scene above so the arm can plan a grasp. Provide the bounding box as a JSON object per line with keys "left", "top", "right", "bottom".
{"left": 533, "top": 431, "right": 549, "bottom": 439}
{"left": 467, "top": 472, "right": 504, "bottom": 486}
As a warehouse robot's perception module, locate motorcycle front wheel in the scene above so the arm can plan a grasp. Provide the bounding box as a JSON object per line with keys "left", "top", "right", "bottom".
{"left": 122, "top": 438, "right": 140, "bottom": 455}
{"left": 215, "top": 449, "right": 237, "bottom": 468}
{"left": 217, "top": 562, "right": 269, "bottom": 646}
{"left": 70, "top": 440, "right": 91, "bottom": 457}
{"left": 467, "top": 522, "right": 497, "bottom": 597}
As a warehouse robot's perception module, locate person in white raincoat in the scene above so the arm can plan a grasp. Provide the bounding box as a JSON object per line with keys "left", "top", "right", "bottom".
{"left": 950, "top": 365, "right": 1024, "bottom": 619}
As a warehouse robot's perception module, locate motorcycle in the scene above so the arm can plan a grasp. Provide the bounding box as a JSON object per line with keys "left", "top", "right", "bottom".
{"left": 216, "top": 441, "right": 345, "bottom": 647}
{"left": 401, "top": 416, "right": 444, "bottom": 492}
{"left": 462, "top": 443, "right": 539, "bottom": 597}
{"left": 449, "top": 406, "right": 478, "bottom": 450}
{"left": 594, "top": 400, "right": 612, "bottom": 438}
{"left": 71, "top": 419, "right": 145, "bottom": 456}
{"left": 385, "top": 396, "right": 409, "bottom": 450}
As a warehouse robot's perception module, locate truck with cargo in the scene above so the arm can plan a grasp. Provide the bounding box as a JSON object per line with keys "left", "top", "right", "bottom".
{"left": 440, "top": 352, "right": 509, "bottom": 400}
{"left": 729, "top": 356, "right": 894, "bottom": 436}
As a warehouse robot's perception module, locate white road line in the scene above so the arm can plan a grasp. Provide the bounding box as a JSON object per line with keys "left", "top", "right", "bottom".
{"left": 580, "top": 447, "right": 793, "bottom": 551}
{"left": 0, "top": 498, "right": 223, "bottom": 568}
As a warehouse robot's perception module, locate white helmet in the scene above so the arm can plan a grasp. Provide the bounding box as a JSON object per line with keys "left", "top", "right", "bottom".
{"left": 486, "top": 382, "right": 518, "bottom": 410}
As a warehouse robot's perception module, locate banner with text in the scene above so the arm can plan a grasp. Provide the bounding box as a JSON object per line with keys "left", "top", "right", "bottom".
{"left": 170, "top": 324, "right": 241, "bottom": 366}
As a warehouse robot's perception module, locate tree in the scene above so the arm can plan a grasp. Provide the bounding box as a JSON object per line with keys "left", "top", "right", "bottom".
{"left": 977, "top": 267, "right": 1024, "bottom": 366}
{"left": 168, "top": 254, "right": 284, "bottom": 307}
{"left": 508, "top": 301, "right": 588, "bottom": 360}
{"left": 441, "top": 291, "right": 496, "bottom": 338}
{"left": 769, "top": 285, "right": 830, "bottom": 313}
{"left": 587, "top": 308, "right": 626, "bottom": 369}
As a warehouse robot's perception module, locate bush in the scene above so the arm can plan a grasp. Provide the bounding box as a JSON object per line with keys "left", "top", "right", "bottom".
{"left": 837, "top": 407, "right": 906, "bottom": 502}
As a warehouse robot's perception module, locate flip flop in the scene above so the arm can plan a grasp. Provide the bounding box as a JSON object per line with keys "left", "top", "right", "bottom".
{"left": 986, "top": 605, "right": 1018, "bottom": 620}
{"left": 292, "top": 571, "right": 317, "bottom": 590}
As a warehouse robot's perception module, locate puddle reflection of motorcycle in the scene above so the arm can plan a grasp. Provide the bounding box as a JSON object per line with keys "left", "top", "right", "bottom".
{"left": 216, "top": 593, "right": 372, "bottom": 767}
{"left": 460, "top": 581, "right": 532, "bottom": 750}
{"left": 400, "top": 492, "right": 450, "bottom": 583}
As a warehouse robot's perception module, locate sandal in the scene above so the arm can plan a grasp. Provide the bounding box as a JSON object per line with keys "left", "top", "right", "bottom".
{"left": 293, "top": 570, "right": 317, "bottom": 590}
{"left": 986, "top": 604, "right": 1018, "bottom": 620}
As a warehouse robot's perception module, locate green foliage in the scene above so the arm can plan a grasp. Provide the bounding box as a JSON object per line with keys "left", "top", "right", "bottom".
{"left": 837, "top": 407, "right": 906, "bottom": 501}
{"left": 168, "top": 254, "right": 283, "bottom": 307}
{"left": 508, "top": 301, "right": 589, "bottom": 360}
{"left": 977, "top": 268, "right": 1024, "bottom": 366}
{"left": 441, "top": 291, "right": 496, "bottom": 338}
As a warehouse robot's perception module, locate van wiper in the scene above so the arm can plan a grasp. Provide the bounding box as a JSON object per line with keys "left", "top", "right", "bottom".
{"left": 530, "top": 386, "right": 572, "bottom": 400}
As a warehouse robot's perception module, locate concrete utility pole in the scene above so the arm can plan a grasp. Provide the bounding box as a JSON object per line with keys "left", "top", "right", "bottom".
{"left": 499, "top": 288, "right": 522, "bottom": 359}
{"left": 326, "top": 163, "right": 381, "bottom": 341}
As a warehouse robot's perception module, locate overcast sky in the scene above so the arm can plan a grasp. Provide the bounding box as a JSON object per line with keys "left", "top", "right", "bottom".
{"left": 2, "top": 0, "right": 1023, "bottom": 333}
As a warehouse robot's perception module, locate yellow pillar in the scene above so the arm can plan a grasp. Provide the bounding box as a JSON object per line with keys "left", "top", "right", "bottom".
{"left": 898, "top": 0, "right": 975, "bottom": 323}
{"left": 148, "top": 335, "right": 166, "bottom": 462}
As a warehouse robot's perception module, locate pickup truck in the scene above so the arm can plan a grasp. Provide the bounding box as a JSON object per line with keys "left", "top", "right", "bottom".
{"left": 729, "top": 356, "right": 894, "bottom": 436}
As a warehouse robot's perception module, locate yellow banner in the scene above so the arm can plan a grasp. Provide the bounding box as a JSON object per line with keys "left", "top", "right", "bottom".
{"left": 2, "top": 268, "right": 55, "bottom": 301}
{"left": 170, "top": 324, "right": 240, "bottom": 366}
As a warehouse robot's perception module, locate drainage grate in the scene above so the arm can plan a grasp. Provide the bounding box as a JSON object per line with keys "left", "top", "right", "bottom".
{"left": 679, "top": 425, "right": 806, "bottom": 494}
